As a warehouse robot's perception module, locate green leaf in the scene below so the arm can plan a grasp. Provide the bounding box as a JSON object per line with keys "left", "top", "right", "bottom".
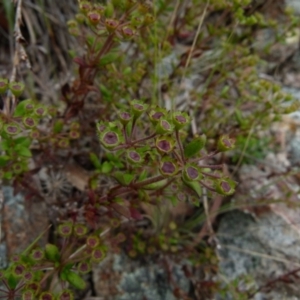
{"left": 184, "top": 135, "right": 206, "bottom": 158}
{"left": 113, "top": 172, "right": 134, "bottom": 186}
{"left": 13, "top": 99, "right": 34, "bottom": 117}
{"left": 89, "top": 153, "right": 102, "bottom": 170}
{"left": 0, "top": 156, "right": 9, "bottom": 167}
{"left": 14, "top": 136, "right": 31, "bottom": 147}
{"left": 183, "top": 179, "right": 202, "bottom": 197}
{"left": 66, "top": 271, "right": 86, "bottom": 290}
{"left": 97, "top": 52, "right": 119, "bottom": 66}
{"left": 101, "top": 161, "right": 113, "bottom": 174}
{"left": 15, "top": 146, "right": 32, "bottom": 157}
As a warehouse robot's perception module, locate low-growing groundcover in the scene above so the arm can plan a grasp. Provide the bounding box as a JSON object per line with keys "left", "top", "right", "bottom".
{"left": 0, "top": 0, "right": 299, "bottom": 299}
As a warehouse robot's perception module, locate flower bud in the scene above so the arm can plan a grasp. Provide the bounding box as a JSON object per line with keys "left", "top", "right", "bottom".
{"left": 125, "top": 0, "right": 136, "bottom": 10}
{"left": 12, "top": 263, "right": 26, "bottom": 277}
{"left": 34, "top": 106, "right": 46, "bottom": 117}
{"left": 159, "top": 159, "right": 178, "bottom": 177}
{"left": 91, "top": 247, "right": 106, "bottom": 262}
{"left": 94, "top": 4, "right": 105, "bottom": 15}
{"left": 217, "top": 135, "right": 235, "bottom": 152}
{"left": 4, "top": 123, "right": 20, "bottom": 135}
{"left": 130, "top": 15, "right": 143, "bottom": 27}
{"left": 39, "top": 292, "right": 55, "bottom": 300}
{"left": 79, "top": 1, "right": 92, "bottom": 14}
{"left": 86, "top": 235, "right": 100, "bottom": 248}
{"left": 45, "top": 243, "right": 60, "bottom": 262}
{"left": 22, "top": 290, "right": 35, "bottom": 300}
{"left": 30, "top": 248, "right": 44, "bottom": 261}
{"left": 105, "top": 19, "right": 119, "bottom": 32}
{"left": 75, "top": 13, "right": 86, "bottom": 23}
{"left": 58, "top": 222, "right": 73, "bottom": 237}
{"left": 127, "top": 149, "right": 143, "bottom": 164}
{"left": 214, "top": 178, "right": 236, "bottom": 196}
{"left": 23, "top": 271, "right": 33, "bottom": 282}
{"left": 155, "top": 119, "right": 173, "bottom": 134}
{"left": 57, "top": 290, "right": 74, "bottom": 300}
{"left": 130, "top": 100, "right": 149, "bottom": 119}
{"left": 87, "top": 11, "right": 101, "bottom": 25}
{"left": 69, "top": 130, "right": 80, "bottom": 139}
{"left": 138, "top": 0, "right": 152, "bottom": 14}
{"left": 58, "top": 139, "right": 70, "bottom": 148}
{"left": 9, "top": 81, "right": 25, "bottom": 97}
{"left": 77, "top": 261, "right": 91, "bottom": 274}
{"left": 0, "top": 78, "right": 8, "bottom": 94}
{"left": 100, "top": 130, "right": 120, "bottom": 149}
{"left": 155, "top": 136, "right": 174, "bottom": 154}
{"left": 121, "top": 26, "right": 135, "bottom": 39}
{"left": 172, "top": 111, "right": 190, "bottom": 130}
{"left": 182, "top": 164, "right": 202, "bottom": 181}
{"left": 143, "top": 13, "right": 155, "bottom": 25}
{"left": 74, "top": 224, "right": 88, "bottom": 237}
{"left": 23, "top": 117, "right": 36, "bottom": 128}
{"left": 118, "top": 111, "right": 132, "bottom": 125}
{"left": 148, "top": 107, "right": 167, "bottom": 125}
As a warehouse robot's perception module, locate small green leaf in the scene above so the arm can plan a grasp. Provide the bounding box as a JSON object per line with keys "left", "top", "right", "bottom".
{"left": 0, "top": 156, "right": 9, "bottom": 167}
{"left": 184, "top": 135, "right": 206, "bottom": 158}
{"left": 89, "top": 153, "right": 102, "bottom": 169}
{"left": 97, "top": 52, "right": 119, "bottom": 66}
{"left": 14, "top": 136, "right": 31, "bottom": 147}
{"left": 65, "top": 271, "right": 86, "bottom": 290}
{"left": 101, "top": 161, "right": 113, "bottom": 173}
{"left": 182, "top": 179, "right": 202, "bottom": 197}
{"left": 13, "top": 99, "right": 34, "bottom": 117}
{"left": 15, "top": 146, "right": 32, "bottom": 157}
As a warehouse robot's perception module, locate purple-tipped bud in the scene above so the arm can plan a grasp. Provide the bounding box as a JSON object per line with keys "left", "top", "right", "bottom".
{"left": 9, "top": 81, "right": 25, "bottom": 97}
{"left": 69, "top": 130, "right": 80, "bottom": 139}
{"left": 87, "top": 11, "right": 101, "bottom": 25}
{"left": 77, "top": 261, "right": 91, "bottom": 274}
{"left": 100, "top": 131, "right": 120, "bottom": 149}
{"left": 25, "top": 282, "right": 40, "bottom": 294}
{"left": 40, "top": 292, "right": 55, "bottom": 300}
{"left": 130, "top": 100, "right": 149, "bottom": 118}
{"left": 13, "top": 263, "right": 26, "bottom": 277}
{"left": 131, "top": 15, "right": 143, "bottom": 27}
{"left": 30, "top": 130, "right": 40, "bottom": 139}
{"left": 91, "top": 248, "right": 106, "bottom": 262}
{"left": 105, "top": 19, "right": 119, "bottom": 31}
{"left": 74, "top": 224, "right": 88, "bottom": 237}
{"left": 182, "top": 164, "right": 201, "bottom": 181}
{"left": 160, "top": 160, "right": 177, "bottom": 177}
{"left": 58, "top": 222, "right": 73, "bottom": 237}
{"left": 155, "top": 136, "right": 174, "bottom": 154}
{"left": 172, "top": 111, "right": 190, "bottom": 130}
{"left": 214, "top": 178, "right": 236, "bottom": 196}
{"left": 34, "top": 106, "right": 46, "bottom": 117}
{"left": 22, "top": 290, "right": 35, "bottom": 300}
{"left": 58, "top": 139, "right": 70, "bottom": 148}
{"left": 121, "top": 26, "right": 135, "bottom": 39}
{"left": 57, "top": 290, "right": 74, "bottom": 300}
{"left": 79, "top": 1, "right": 92, "bottom": 14}
{"left": 23, "top": 117, "right": 36, "bottom": 128}
{"left": 13, "top": 163, "right": 23, "bottom": 174}
{"left": 127, "top": 149, "right": 143, "bottom": 164}
{"left": 119, "top": 111, "right": 132, "bottom": 125}
{"left": 23, "top": 271, "right": 33, "bottom": 282}
{"left": 148, "top": 108, "right": 167, "bottom": 125}
{"left": 155, "top": 119, "right": 173, "bottom": 134}
{"left": 217, "top": 135, "right": 235, "bottom": 152}
{"left": 25, "top": 103, "right": 34, "bottom": 111}
{"left": 30, "top": 248, "right": 44, "bottom": 261}
{"left": 0, "top": 78, "right": 8, "bottom": 94}
{"left": 4, "top": 124, "right": 20, "bottom": 135}
{"left": 86, "top": 235, "right": 100, "bottom": 248}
